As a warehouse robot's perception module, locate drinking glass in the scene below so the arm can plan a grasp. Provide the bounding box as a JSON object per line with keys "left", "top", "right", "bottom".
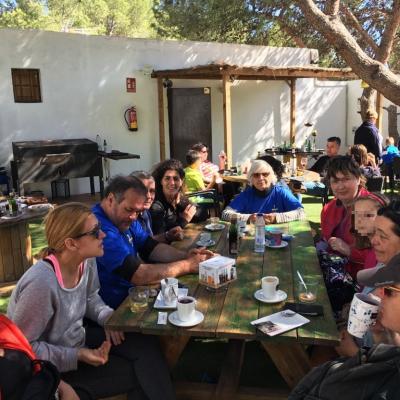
{"left": 129, "top": 286, "right": 149, "bottom": 312}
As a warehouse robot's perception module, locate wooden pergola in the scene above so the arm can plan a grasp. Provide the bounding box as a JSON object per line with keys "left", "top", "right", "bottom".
{"left": 152, "top": 63, "right": 358, "bottom": 165}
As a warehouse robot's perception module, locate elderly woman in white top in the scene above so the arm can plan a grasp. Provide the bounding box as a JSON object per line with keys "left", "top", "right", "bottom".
{"left": 222, "top": 159, "right": 305, "bottom": 223}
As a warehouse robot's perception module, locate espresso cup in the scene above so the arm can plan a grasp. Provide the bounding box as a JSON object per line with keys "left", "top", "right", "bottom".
{"left": 160, "top": 277, "right": 179, "bottom": 306}
{"left": 261, "top": 276, "right": 279, "bottom": 299}
{"left": 199, "top": 232, "right": 211, "bottom": 244}
{"left": 177, "top": 296, "right": 196, "bottom": 322}
{"left": 347, "top": 293, "right": 380, "bottom": 338}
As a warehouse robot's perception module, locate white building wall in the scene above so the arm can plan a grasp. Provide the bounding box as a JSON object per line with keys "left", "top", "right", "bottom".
{"left": 0, "top": 28, "right": 349, "bottom": 195}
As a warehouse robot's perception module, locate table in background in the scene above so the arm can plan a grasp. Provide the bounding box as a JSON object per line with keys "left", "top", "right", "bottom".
{"left": 98, "top": 150, "right": 140, "bottom": 196}
{"left": 106, "top": 220, "right": 339, "bottom": 399}
{"left": 0, "top": 208, "right": 49, "bottom": 283}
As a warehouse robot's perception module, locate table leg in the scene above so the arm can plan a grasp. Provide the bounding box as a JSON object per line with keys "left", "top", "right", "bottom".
{"left": 159, "top": 335, "right": 190, "bottom": 369}
{"left": 215, "top": 339, "right": 245, "bottom": 400}
{"left": 260, "top": 342, "right": 311, "bottom": 388}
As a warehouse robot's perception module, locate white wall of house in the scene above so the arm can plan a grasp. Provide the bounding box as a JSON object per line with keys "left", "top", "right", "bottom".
{"left": 346, "top": 80, "right": 399, "bottom": 148}
{"left": 0, "top": 28, "right": 353, "bottom": 195}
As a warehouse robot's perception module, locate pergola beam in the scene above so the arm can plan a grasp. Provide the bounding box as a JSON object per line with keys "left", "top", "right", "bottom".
{"left": 222, "top": 75, "right": 233, "bottom": 167}
{"left": 152, "top": 65, "right": 358, "bottom": 80}
{"left": 152, "top": 63, "right": 359, "bottom": 161}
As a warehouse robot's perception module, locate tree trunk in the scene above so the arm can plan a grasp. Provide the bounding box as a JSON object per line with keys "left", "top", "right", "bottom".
{"left": 359, "top": 87, "right": 376, "bottom": 120}
{"left": 297, "top": 0, "right": 400, "bottom": 106}
{"left": 384, "top": 105, "right": 400, "bottom": 143}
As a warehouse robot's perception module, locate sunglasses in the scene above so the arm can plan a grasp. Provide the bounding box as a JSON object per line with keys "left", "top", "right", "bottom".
{"left": 383, "top": 286, "right": 400, "bottom": 297}
{"left": 74, "top": 224, "right": 102, "bottom": 239}
{"left": 253, "top": 172, "right": 270, "bottom": 178}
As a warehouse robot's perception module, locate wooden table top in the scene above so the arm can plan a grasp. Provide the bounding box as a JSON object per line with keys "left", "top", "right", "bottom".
{"left": 0, "top": 207, "right": 50, "bottom": 228}
{"left": 222, "top": 174, "right": 248, "bottom": 184}
{"left": 106, "top": 220, "right": 339, "bottom": 346}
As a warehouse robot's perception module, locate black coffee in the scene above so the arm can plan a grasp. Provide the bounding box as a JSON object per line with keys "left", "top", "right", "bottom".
{"left": 178, "top": 298, "right": 193, "bottom": 304}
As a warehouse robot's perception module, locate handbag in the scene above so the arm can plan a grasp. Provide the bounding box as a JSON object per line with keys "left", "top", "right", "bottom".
{"left": 318, "top": 252, "right": 358, "bottom": 315}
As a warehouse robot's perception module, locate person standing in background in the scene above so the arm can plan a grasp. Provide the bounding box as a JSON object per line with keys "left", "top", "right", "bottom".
{"left": 354, "top": 109, "right": 382, "bottom": 163}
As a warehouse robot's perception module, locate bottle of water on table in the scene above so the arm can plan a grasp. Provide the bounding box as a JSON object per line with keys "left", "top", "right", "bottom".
{"left": 254, "top": 213, "right": 265, "bottom": 253}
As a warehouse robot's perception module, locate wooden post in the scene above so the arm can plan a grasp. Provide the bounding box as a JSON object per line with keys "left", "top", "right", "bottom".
{"left": 290, "top": 78, "right": 296, "bottom": 145}
{"left": 157, "top": 77, "right": 166, "bottom": 161}
{"left": 376, "top": 91, "right": 383, "bottom": 132}
{"left": 222, "top": 75, "right": 233, "bottom": 168}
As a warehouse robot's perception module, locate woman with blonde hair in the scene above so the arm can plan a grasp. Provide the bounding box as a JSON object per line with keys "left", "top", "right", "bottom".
{"left": 7, "top": 202, "right": 175, "bottom": 400}
{"left": 222, "top": 159, "right": 305, "bottom": 223}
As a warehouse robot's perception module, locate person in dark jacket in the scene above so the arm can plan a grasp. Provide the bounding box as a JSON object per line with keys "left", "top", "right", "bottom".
{"left": 354, "top": 109, "right": 382, "bottom": 162}
{"left": 304, "top": 136, "right": 341, "bottom": 197}
{"left": 150, "top": 159, "right": 197, "bottom": 234}
{"left": 289, "top": 256, "right": 400, "bottom": 400}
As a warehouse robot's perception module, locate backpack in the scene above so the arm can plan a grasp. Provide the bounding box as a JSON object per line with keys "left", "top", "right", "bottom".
{"left": 289, "top": 344, "right": 400, "bottom": 400}
{"left": 0, "top": 314, "right": 60, "bottom": 400}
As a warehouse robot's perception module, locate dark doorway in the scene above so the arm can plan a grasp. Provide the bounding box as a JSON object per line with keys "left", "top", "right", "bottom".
{"left": 167, "top": 88, "right": 212, "bottom": 165}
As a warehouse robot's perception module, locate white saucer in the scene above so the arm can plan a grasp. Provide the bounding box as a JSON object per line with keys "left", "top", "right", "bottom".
{"left": 196, "top": 239, "right": 216, "bottom": 247}
{"left": 254, "top": 289, "right": 287, "bottom": 304}
{"left": 153, "top": 288, "right": 188, "bottom": 309}
{"left": 168, "top": 310, "right": 204, "bottom": 327}
{"left": 266, "top": 240, "right": 288, "bottom": 249}
{"left": 205, "top": 223, "right": 225, "bottom": 231}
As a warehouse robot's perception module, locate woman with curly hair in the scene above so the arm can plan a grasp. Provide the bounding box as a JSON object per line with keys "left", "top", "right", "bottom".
{"left": 150, "top": 159, "right": 197, "bottom": 235}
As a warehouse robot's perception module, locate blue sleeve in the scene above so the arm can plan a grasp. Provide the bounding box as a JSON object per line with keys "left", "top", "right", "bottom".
{"left": 97, "top": 228, "right": 133, "bottom": 272}
{"left": 131, "top": 220, "right": 149, "bottom": 249}
{"left": 277, "top": 186, "right": 303, "bottom": 211}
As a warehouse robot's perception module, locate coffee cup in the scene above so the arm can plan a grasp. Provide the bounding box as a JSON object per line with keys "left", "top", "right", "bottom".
{"left": 199, "top": 232, "right": 211, "bottom": 244}
{"left": 269, "top": 229, "right": 283, "bottom": 246}
{"left": 160, "top": 277, "right": 179, "bottom": 306}
{"left": 177, "top": 296, "right": 196, "bottom": 322}
{"left": 261, "top": 276, "right": 279, "bottom": 299}
{"left": 347, "top": 293, "right": 380, "bottom": 338}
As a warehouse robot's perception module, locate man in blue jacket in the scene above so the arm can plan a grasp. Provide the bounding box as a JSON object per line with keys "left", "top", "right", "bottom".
{"left": 354, "top": 109, "right": 382, "bottom": 162}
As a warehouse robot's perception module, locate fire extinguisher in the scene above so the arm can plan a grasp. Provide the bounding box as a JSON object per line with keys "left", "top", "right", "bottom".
{"left": 124, "top": 106, "right": 138, "bottom": 131}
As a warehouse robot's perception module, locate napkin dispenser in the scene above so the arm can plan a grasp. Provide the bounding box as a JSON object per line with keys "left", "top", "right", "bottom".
{"left": 199, "top": 255, "right": 237, "bottom": 289}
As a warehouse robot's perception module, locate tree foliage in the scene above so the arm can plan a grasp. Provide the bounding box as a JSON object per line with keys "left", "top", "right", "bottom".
{"left": 154, "top": 0, "right": 400, "bottom": 106}
{"left": 0, "top": 0, "right": 156, "bottom": 37}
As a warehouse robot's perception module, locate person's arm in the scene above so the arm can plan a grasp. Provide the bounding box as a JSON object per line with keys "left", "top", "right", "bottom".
{"left": 8, "top": 276, "right": 79, "bottom": 372}
{"left": 114, "top": 245, "right": 212, "bottom": 286}
{"left": 275, "top": 208, "right": 306, "bottom": 223}
{"left": 149, "top": 200, "right": 166, "bottom": 234}
{"left": 221, "top": 206, "right": 252, "bottom": 222}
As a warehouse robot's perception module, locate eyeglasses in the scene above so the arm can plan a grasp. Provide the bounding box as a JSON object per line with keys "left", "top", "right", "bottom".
{"left": 74, "top": 224, "right": 102, "bottom": 239}
{"left": 253, "top": 172, "right": 270, "bottom": 178}
{"left": 383, "top": 286, "right": 400, "bottom": 297}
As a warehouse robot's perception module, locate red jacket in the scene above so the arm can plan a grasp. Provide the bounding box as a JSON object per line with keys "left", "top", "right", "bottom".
{"left": 321, "top": 187, "right": 371, "bottom": 278}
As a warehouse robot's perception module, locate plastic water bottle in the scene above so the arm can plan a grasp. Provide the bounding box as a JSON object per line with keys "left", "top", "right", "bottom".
{"left": 254, "top": 213, "right": 265, "bottom": 253}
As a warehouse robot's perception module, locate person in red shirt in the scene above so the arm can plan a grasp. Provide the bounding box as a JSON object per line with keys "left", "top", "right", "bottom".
{"left": 320, "top": 156, "right": 371, "bottom": 279}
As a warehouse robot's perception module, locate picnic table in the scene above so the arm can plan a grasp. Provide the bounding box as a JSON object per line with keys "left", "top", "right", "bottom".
{"left": 106, "top": 220, "right": 339, "bottom": 399}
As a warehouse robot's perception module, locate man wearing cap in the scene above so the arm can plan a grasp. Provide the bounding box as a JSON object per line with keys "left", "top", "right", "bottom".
{"left": 289, "top": 254, "right": 400, "bottom": 399}
{"left": 354, "top": 109, "right": 382, "bottom": 162}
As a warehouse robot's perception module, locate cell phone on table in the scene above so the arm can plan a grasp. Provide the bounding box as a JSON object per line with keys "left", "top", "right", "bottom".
{"left": 283, "top": 302, "right": 324, "bottom": 316}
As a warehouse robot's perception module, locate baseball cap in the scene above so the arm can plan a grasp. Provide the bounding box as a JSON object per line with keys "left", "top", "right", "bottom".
{"left": 357, "top": 253, "right": 400, "bottom": 287}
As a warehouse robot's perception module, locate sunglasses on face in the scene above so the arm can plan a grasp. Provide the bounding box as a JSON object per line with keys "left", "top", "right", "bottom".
{"left": 74, "top": 224, "right": 102, "bottom": 239}
{"left": 253, "top": 172, "right": 269, "bottom": 178}
{"left": 383, "top": 286, "right": 400, "bottom": 297}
